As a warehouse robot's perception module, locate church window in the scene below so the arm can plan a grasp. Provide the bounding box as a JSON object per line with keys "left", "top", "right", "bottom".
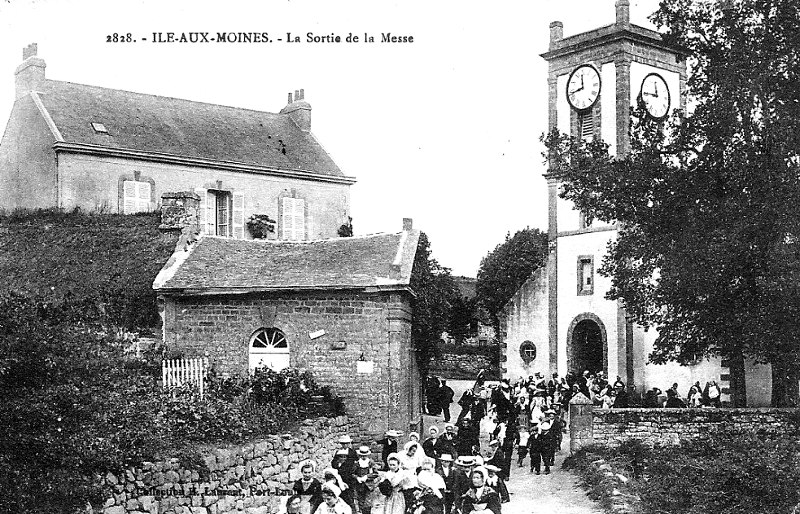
{"left": 519, "top": 340, "right": 537, "bottom": 363}
{"left": 577, "top": 256, "right": 594, "bottom": 295}
{"left": 281, "top": 197, "right": 305, "bottom": 240}
{"left": 122, "top": 180, "right": 152, "bottom": 214}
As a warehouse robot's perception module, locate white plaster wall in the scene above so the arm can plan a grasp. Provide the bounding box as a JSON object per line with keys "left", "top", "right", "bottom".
{"left": 556, "top": 187, "right": 582, "bottom": 232}
{"left": 503, "top": 269, "right": 549, "bottom": 381}
{"left": 556, "top": 73, "right": 570, "bottom": 136}
{"left": 58, "top": 154, "right": 351, "bottom": 240}
{"left": 601, "top": 62, "right": 617, "bottom": 156}
{"left": 556, "top": 229, "right": 619, "bottom": 376}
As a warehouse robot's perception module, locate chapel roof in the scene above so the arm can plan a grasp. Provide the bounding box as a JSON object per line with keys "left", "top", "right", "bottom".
{"left": 153, "top": 230, "right": 420, "bottom": 295}
{"left": 34, "top": 79, "right": 345, "bottom": 178}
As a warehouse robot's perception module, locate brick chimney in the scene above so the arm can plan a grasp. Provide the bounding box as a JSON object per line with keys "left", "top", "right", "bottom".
{"left": 15, "top": 43, "right": 46, "bottom": 99}
{"left": 549, "top": 21, "right": 564, "bottom": 49}
{"left": 280, "top": 89, "right": 311, "bottom": 132}
{"left": 616, "top": 0, "right": 631, "bottom": 28}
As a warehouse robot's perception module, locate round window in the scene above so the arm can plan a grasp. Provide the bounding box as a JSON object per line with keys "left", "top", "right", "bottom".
{"left": 519, "top": 340, "right": 537, "bottom": 363}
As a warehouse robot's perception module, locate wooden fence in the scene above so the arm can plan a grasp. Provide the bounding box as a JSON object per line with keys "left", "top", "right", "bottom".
{"left": 162, "top": 357, "right": 208, "bottom": 399}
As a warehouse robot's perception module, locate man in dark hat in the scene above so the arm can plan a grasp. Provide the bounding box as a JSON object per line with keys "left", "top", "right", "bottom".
{"left": 491, "top": 380, "right": 514, "bottom": 423}
{"left": 441, "top": 423, "right": 458, "bottom": 459}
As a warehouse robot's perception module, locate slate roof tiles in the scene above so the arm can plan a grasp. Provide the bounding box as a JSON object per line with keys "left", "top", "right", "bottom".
{"left": 36, "top": 79, "right": 343, "bottom": 177}
{"left": 154, "top": 230, "right": 420, "bottom": 294}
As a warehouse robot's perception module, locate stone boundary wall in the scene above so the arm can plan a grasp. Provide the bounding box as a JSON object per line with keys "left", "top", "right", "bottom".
{"left": 580, "top": 408, "right": 800, "bottom": 448}
{"left": 98, "top": 416, "right": 358, "bottom": 514}
{"left": 429, "top": 352, "right": 499, "bottom": 380}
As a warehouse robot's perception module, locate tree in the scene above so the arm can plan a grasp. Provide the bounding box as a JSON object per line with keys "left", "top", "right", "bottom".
{"left": 476, "top": 228, "right": 549, "bottom": 329}
{"left": 448, "top": 294, "right": 479, "bottom": 344}
{"left": 546, "top": 0, "right": 800, "bottom": 406}
{"left": 410, "top": 232, "right": 459, "bottom": 376}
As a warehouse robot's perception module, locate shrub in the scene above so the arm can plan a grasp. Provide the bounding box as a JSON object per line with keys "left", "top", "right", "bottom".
{"left": 246, "top": 213, "right": 276, "bottom": 239}
{"left": 0, "top": 293, "right": 345, "bottom": 513}
{"left": 566, "top": 436, "right": 800, "bottom": 514}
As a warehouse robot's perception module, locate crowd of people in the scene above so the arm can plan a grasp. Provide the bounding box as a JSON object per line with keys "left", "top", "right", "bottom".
{"left": 285, "top": 370, "right": 725, "bottom": 514}
{"left": 283, "top": 430, "right": 504, "bottom": 514}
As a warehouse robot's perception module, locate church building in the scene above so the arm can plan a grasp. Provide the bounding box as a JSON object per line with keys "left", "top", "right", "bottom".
{"left": 501, "top": 1, "right": 773, "bottom": 406}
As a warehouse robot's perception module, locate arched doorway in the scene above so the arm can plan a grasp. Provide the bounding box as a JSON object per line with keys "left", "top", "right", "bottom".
{"left": 567, "top": 314, "right": 607, "bottom": 375}
{"left": 248, "top": 327, "right": 289, "bottom": 371}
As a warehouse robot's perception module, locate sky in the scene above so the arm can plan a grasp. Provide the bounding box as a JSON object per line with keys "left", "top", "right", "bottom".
{"left": 0, "top": 0, "right": 661, "bottom": 277}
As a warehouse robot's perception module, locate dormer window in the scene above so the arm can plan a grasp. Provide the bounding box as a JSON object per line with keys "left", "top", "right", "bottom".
{"left": 91, "top": 122, "right": 108, "bottom": 133}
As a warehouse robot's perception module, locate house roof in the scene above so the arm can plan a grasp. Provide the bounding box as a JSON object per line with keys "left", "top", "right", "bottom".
{"left": 34, "top": 79, "right": 347, "bottom": 178}
{"left": 153, "top": 230, "right": 420, "bottom": 295}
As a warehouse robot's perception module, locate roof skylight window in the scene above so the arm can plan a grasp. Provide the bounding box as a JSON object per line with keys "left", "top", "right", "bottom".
{"left": 91, "top": 122, "right": 108, "bottom": 133}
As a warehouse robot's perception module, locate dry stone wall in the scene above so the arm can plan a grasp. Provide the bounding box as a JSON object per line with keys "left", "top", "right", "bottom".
{"left": 589, "top": 408, "right": 800, "bottom": 447}
{"left": 98, "top": 416, "right": 357, "bottom": 514}
{"left": 429, "top": 352, "right": 498, "bottom": 379}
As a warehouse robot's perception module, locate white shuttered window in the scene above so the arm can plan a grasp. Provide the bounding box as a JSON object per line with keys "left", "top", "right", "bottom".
{"left": 282, "top": 197, "right": 305, "bottom": 241}
{"left": 123, "top": 180, "right": 151, "bottom": 214}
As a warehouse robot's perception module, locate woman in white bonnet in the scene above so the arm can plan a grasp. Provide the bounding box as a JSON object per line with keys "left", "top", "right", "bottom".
{"left": 378, "top": 453, "right": 408, "bottom": 514}
{"left": 314, "top": 483, "right": 352, "bottom": 514}
{"left": 413, "top": 457, "right": 446, "bottom": 514}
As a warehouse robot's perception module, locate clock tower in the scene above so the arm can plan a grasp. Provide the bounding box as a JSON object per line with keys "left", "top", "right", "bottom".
{"left": 540, "top": 1, "right": 687, "bottom": 388}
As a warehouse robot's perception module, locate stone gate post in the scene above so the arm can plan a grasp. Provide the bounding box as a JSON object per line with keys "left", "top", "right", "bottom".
{"left": 569, "top": 392, "right": 594, "bottom": 454}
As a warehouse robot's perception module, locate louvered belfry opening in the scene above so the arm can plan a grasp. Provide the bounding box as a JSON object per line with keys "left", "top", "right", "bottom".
{"left": 579, "top": 110, "right": 594, "bottom": 140}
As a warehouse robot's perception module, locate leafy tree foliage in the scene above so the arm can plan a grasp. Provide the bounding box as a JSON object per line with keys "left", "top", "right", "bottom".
{"left": 410, "top": 232, "right": 460, "bottom": 375}
{"left": 447, "top": 294, "right": 479, "bottom": 344}
{"left": 476, "top": 228, "right": 549, "bottom": 329}
{"left": 546, "top": 0, "right": 800, "bottom": 405}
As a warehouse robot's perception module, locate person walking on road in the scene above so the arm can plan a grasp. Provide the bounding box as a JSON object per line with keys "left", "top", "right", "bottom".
{"left": 440, "top": 380, "right": 455, "bottom": 422}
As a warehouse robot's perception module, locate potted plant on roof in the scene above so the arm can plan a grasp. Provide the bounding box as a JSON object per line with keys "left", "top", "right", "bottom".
{"left": 246, "top": 214, "right": 276, "bottom": 239}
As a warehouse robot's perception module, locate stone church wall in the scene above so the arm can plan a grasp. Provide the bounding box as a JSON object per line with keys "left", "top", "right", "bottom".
{"left": 501, "top": 268, "right": 549, "bottom": 380}
{"left": 163, "top": 290, "right": 419, "bottom": 442}
{"left": 97, "top": 416, "right": 358, "bottom": 514}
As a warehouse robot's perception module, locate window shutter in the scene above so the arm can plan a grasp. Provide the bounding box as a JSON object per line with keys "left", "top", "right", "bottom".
{"left": 123, "top": 181, "right": 136, "bottom": 214}
{"left": 282, "top": 197, "right": 305, "bottom": 241}
{"left": 281, "top": 197, "right": 292, "bottom": 240}
{"left": 205, "top": 191, "right": 216, "bottom": 235}
{"left": 232, "top": 192, "right": 245, "bottom": 239}
{"left": 136, "top": 182, "right": 151, "bottom": 212}
{"left": 194, "top": 188, "right": 207, "bottom": 233}
{"left": 293, "top": 198, "right": 305, "bottom": 240}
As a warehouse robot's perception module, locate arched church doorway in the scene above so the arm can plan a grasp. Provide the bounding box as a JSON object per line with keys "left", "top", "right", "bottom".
{"left": 567, "top": 313, "right": 607, "bottom": 375}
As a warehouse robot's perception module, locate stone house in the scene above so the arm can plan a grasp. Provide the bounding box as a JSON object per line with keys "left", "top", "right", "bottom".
{"left": 153, "top": 214, "right": 423, "bottom": 441}
{"left": 0, "top": 43, "right": 354, "bottom": 241}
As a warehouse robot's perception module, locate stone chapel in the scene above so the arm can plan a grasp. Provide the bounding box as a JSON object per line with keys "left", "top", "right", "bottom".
{"left": 501, "top": 1, "right": 773, "bottom": 406}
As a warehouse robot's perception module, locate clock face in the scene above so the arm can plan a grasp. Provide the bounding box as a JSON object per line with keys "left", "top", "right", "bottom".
{"left": 567, "top": 64, "right": 601, "bottom": 111}
{"left": 640, "top": 73, "right": 670, "bottom": 119}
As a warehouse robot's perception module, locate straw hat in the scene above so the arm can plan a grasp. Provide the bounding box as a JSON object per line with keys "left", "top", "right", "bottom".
{"left": 386, "top": 429, "right": 403, "bottom": 438}
{"left": 338, "top": 435, "right": 353, "bottom": 444}
{"left": 455, "top": 455, "right": 475, "bottom": 467}
{"left": 356, "top": 445, "right": 371, "bottom": 456}
{"left": 438, "top": 454, "right": 454, "bottom": 463}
